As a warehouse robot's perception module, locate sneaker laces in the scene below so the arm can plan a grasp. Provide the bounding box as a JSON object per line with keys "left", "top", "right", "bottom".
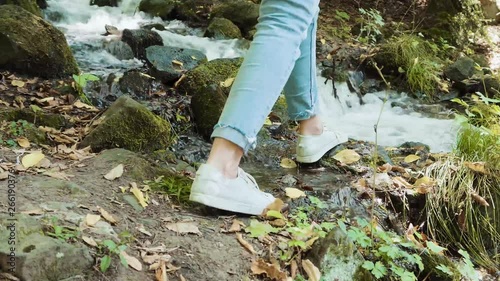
{"left": 238, "top": 168, "right": 259, "bottom": 189}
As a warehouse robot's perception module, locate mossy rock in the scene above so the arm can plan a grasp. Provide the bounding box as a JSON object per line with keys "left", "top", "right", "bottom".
{"left": 0, "top": 5, "right": 79, "bottom": 78}
{"left": 212, "top": 0, "right": 259, "bottom": 33}
{"left": 174, "top": 0, "right": 215, "bottom": 25}
{"left": 90, "top": 0, "right": 118, "bottom": 7}
{"left": 79, "top": 96, "right": 174, "bottom": 153}
{"left": 204, "top": 17, "right": 242, "bottom": 39}
{"left": 138, "top": 0, "right": 176, "bottom": 20}
{"left": 177, "top": 57, "right": 243, "bottom": 138}
{"left": 0, "top": 108, "right": 71, "bottom": 128}
{"left": 121, "top": 28, "right": 163, "bottom": 60}
{"left": 0, "top": 0, "right": 41, "bottom": 16}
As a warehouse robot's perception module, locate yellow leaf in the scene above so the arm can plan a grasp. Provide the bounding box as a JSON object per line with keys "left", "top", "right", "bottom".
{"left": 130, "top": 185, "right": 148, "bottom": 208}
{"left": 280, "top": 158, "right": 297, "bottom": 169}
{"left": 333, "top": 149, "right": 361, "bottom": 164}
{"left": 11, "top": 80, "right": 25, "bottom": 87}
{"left": 464, "top": 161, "right": 489, "bottom": 175}
{"left": 471, "top": 192, "right": 489, "bottom": 207}
{"left": 285, "top": 187, "right": 306, "bottom": 199}
{"left": 326, "top": 53, "right": 332, "bottom": 60}
{"left": 320, "top": 38, "right": 326, "bottom": 45}
{"left": 165, "top": 221, "right": 201, "bottom": 235}
{"left": 85, "top": 214, "right": 101, "bottom": 227}
{"left": 302, "top": 259, "right": 321, "bottom": 281}
{"left": 404, "top": 154, "right": 420, "bottom": 163}
{"left": 220, "top": 77, "right": 235, "bottom": 88}
{"left": 104, "top": 164, "right": 124, "bottom": 180}
{"left": 82, "top": 236, "right": 98, "bottom": 247}
{"left": 172, "top": 60, "right": 183, "bottom": 66}
{"left": 264, "top": 117, "right": 272, "bottom": 126}
{"left": 414, "top": 176, "right": 434, "bottom": 187}
{"left": 97, "top": 206, "right": 117, "bottom": 225}
{"left": 21, "top": 152, "right": 45, "bottom": 168}
{"left": 17, "top": 137, "right": 30, "bottom": 148}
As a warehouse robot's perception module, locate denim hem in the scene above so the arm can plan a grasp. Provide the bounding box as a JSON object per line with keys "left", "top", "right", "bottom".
{"left": 211, "top": 124, "right": 257, "bottom": 154}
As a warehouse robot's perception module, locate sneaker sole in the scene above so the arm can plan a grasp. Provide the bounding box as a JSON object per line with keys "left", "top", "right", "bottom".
{"left": 296, "top": 139, "right": 341, "bottom": 163}
{"left": 190, "top": 192, "right": 263, "bottom": 216}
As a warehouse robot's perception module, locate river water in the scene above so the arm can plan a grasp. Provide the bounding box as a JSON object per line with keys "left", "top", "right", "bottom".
{"left": 45, "top": 0, "right": 458, "bottom": 152}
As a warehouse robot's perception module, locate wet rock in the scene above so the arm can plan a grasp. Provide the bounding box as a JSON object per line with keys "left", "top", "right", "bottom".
{"left": 481, "top": 74, "right": 500, "bottom": 97}
{"left": 102, "top": 24, "right": 120, "bottom": 36}
{"left": 90, "top": 0, "right": 117, "bottom": 6}
{"left": 36, "top": 0, "right": 46, "bottom": 9}
{"left": 121, "top": 28, "right": 163, "bottom": 60}
{"left": 174, "top": 0, "right": 215, "bottom": 25}
{"left": 454, "top": 78, "right": 481, "bottom": 95}
{"left": 118, "top": 69, "right": 154, "bottom": 98}
{"left": 171, "top": 135, "right": 212, "bottom": 164}
{"left": 0, "top": 214, "right": 93, "bottom": 281}
{"left": 138, "top": 0, "right": 176, "bottom": 20}
{"left": 479, "top": 0, "right": 500, "bottom": 23}
{"left": 307, "top": 227, "right": 373, "bottom": 281}
{"left": 177, "top": 57, "right": 243, "bottom": 138}
{"left": 145, "top": 45, "right": 207, "bottom": 84}
{"left": 204, "top": 17, "right": 242, "bottom": 39}
{"left": 105, "top": 40, "right": 134, "bottom": 60}
{"left": 0, "top": 108, "right": 71, "bottom": 128}
{"left": 444, "top": 56, "right": 477, "bottom": 82}
{"left": 79, "top": 96, "right": 174, "bottom": 152}
{"left": 142, "top": 23, "right": 166, "bottom": 31}
{"left": 0, "top": 5, "right": 79, "bottom": 78}
{"left": 212, "top": 0, "right": 260, "bottom": 33}
{"left": 0, "top": 0, "right": 41, "bottom": 16}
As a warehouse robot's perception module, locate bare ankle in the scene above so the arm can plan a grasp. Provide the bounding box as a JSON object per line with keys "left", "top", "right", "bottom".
{"left": 298, "top": 116, "right": 323, "bottom": 135}
{"left": 206, "top": 138, "right": 243, "bottom": 179}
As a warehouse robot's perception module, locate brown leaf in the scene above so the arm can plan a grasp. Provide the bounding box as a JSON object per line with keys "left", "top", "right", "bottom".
{"left": 179, "top": 274, "right": 186, "bottom": 281}
{"left": 155, "top": 260, "right": 168, "bottom": 281}
{"left": 228, "top": 219, "right": 243, "bottom": 233}
{"left": 236, "top": 233, "right": 256, "bottom": 254}
{"left": 333, "top": 149, "right": 361, "bottom": 164}
{"left": 97, "top": 206, "right": 118, "bottom": 225}
{"left": 457, "top": 209, "right": 466, "bottom": 232}
{"left": 302, "top": 259, "right": 321, "bottom": 281}
{"left": 16, "top": 137, "right": 30, "bottom": 148}
{"left": 262, "top": 198, "right": 285, "bottom": 216}
{"left": 464, "top": 161, "right": 489, "bottom": 175}
{"left": 165, "top": 222, "right": 201, "bottom": 235}
{"left": 0, "top": 171, "right": 8, "bottom": 180}
{"left": 378, "top": 163, "right": 392, "bottom": 173}
{"left": 136, "top": 224, "right": 153, "bottom": 236}
{"left": 471, "top": 192, "right": 489, "bottom": 207}
{"left": 82, "top": 236, "right": 98, "bottom": 247}
{"left": 393, "top": 176, "right": 413, "bottom": 189}
{"left": 285, "top": 187, "right": 306, "bottom": 199}
{"left": 85, "top": 214, "right": 101, "bottom": 227}
{"left": 121, "top": 251, "right": 143, "bottom": 271}
{"left": 251, "top": 259, "right": 287, "bottom": 281}
{"left": 290, "top": 260, "right": 298, "bottom": 279}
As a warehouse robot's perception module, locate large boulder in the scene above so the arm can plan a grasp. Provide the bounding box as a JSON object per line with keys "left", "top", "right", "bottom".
{"left": 0, "top": 214, "right": 93, "bottom": 281}
{"left": 479, "top": 0, "right": 500, "bottom": 23}
{"left": 105, "top": 40, "right": 134, "bottom": 60}
{"left": 145, "top": 45, "right": 207, "bottom": 84}
{"left": 90, "top": 0, "right": 118, "bottom": 6}
{"left": 444, "top": 56, "right": 477, "bottom": 82}
{"left": 177, "top": 57, "right": 243, "bottom": 138}
{"left": 138, "top": 0, "right": 176, "bottom": 20}
{"left": 0, "top": 5, "right": 79, "bottom": 78}
{"left": 79, "top": 95, "right": 174, "bottom": 152}
{"left": 0, "top": 0, "right": 41, "bottom": 16}
{"left": 118, "top": 69, "right": 155, "bottom": 98}
{"left": 121, "top": 28, "right": 163, "bottom": 60}
{"left": 212, "top": 0, "right": 260, "bottom": 33}
{"left": 204, "top": 17, "right": 242, "bottom": 39}
{"left": 174, "top": 0, "right": 215, "bottom": 25}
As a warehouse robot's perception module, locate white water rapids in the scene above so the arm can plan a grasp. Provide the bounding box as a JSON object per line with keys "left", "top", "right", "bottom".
{"left": 45, "top": 0, "right": 459, "bottom": 152}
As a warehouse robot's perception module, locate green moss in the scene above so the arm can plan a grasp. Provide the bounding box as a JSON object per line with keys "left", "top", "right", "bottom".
{"left": 138, "top": 0, "right": 176, "bottom": 20}
{"left": 205, "top": 17, "right": 242, "bottom": 39}
{"left": 0, "top": 108, "right": 70, "bottom": 128}
{"left": 0, "top": 5, "right": 79, "bottom": 78}
{"left": 1, "top": 0, "right": 41, "bottom": 16}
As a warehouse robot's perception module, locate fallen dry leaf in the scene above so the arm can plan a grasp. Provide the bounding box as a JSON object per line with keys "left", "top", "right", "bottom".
{"left": 179, "top": 274, "right": 186, "bottom": 281}
{"left": 16, "top": 137, "right": 30, "bottom": 148}
{"left": 302, "top": 259, "right": 321, "bottom": 281}
{"left": 143, "top": 253, "right": 171, "bottom": 265}
{"left": 104, "top": 164, "right": 124, "bottom": 180}
{"left": 97, "top": 206, "right": 117, "bottom": 225}
{"left": 464, "top": 161, "right": 489, "bottom": 175}
{"left": 82, "top": 236, "right": 98, "bottom": 247}
{"left": 85, "top": 214, "right": 101, "bottom": 227}
{"left": 137, "top": 224, "right": 153, "bottom": 236}
{"left": 121, "top": 251, "right": 143, "bottom": 271}
{"left": 165, "top": 221, "right": 201, "bottom": 235}
{"left": 280, "top": 158, "right": 297, "bottom": 169}
{"left": 392, "top": 176, "right": 413, "bottom": 189}
{"left": 333, "top": 149, "right": 361, "bottom": 164}
{"left": 414, "top": 176, "right": 434, "bottom": 187}
{"left": 251, "top": 259, "right": 287, "bottom": 281}
{"left": 21, "top": 151, "right": 45, "bottom": 168}
{"left": 11, "top": 80, "right": 25, "bottom": 87}
{"left": 262, "top": 198, "right": 285, "bottom": 215}
{"left": 155, "top": 260, "right": 168, "bottom": 281}
{"left": 236, "top": 233, "right": 256, "bottom": 254}
{"left": 378, "top": 163, "right": 392, "bottom": 173}
{"left": 221, "top": 77, "right": 235, "bottom": 88}
{"left": 130, "top": 183, "right": 148, "bottom": 208}
{"left": 404, "top": 154, "right": 420, "bottom": 163}
{"left": 0, "top": 171, "right": 8, "bottom": 180}
{"left": 228, "top": 219, "right": 244, "bottom": 233}
{"left": 285, "top": 187, "right": 306, "bottom": 199}
{"left": 471, "top": 192, "right": 489, "bottom": 207}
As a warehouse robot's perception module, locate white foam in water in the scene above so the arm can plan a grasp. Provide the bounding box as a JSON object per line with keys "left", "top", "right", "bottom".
{"left": 45, "top": 0, "right": 458, "bottom": 152}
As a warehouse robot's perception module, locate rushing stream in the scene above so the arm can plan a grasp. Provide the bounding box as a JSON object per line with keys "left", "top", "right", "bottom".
{"left": 45, "top": 0, "right": 458, "bottom": 152}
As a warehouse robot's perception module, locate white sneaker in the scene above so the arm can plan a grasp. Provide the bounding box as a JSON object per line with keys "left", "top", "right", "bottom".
{"left": 189, "top": 164, "right": 275, "bottom": 215}
{"left": 296, "top": 128, "right": 347, "bottom": 163}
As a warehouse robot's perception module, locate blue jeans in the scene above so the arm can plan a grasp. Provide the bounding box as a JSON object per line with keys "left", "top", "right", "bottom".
{"left": 212, "top": 0, "right": 321, "bottom": 153}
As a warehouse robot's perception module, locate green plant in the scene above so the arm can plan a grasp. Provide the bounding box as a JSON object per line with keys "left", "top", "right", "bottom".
{"left": 46, "top": 217, "right": 79, "bottom": 242}
{"left": 356, "top": 8, "right": 385, "bottom": 44}
{"left": 331, "top": 9, "right": 351, "bottom": 40}
{"left": 0, "top": 120, "right": 31, "bottom": 147}
{"left": 72, "top": 73, "right": 99, "bottom": 104}
{"left": 99, "top": 239, "right": 128, "bottom": 272}
{"left": 146, "top": 174, "right": 193, "bottom": 204}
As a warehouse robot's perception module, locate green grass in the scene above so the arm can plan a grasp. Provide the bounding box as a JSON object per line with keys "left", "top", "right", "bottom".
{"left": 146, "top": 174, "right": 193, "bottom": 204}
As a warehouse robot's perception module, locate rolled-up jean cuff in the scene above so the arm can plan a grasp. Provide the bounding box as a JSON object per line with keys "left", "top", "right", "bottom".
{"left": 211, "top": 124, "right": 256, "bottom": 154}
{"left": 289, "top": 102, "right": 319, "bottom": 121}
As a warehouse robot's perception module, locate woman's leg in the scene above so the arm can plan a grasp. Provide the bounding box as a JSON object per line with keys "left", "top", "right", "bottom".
{"left": 190, "top": 0, "right": 320, "bottom": 215}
